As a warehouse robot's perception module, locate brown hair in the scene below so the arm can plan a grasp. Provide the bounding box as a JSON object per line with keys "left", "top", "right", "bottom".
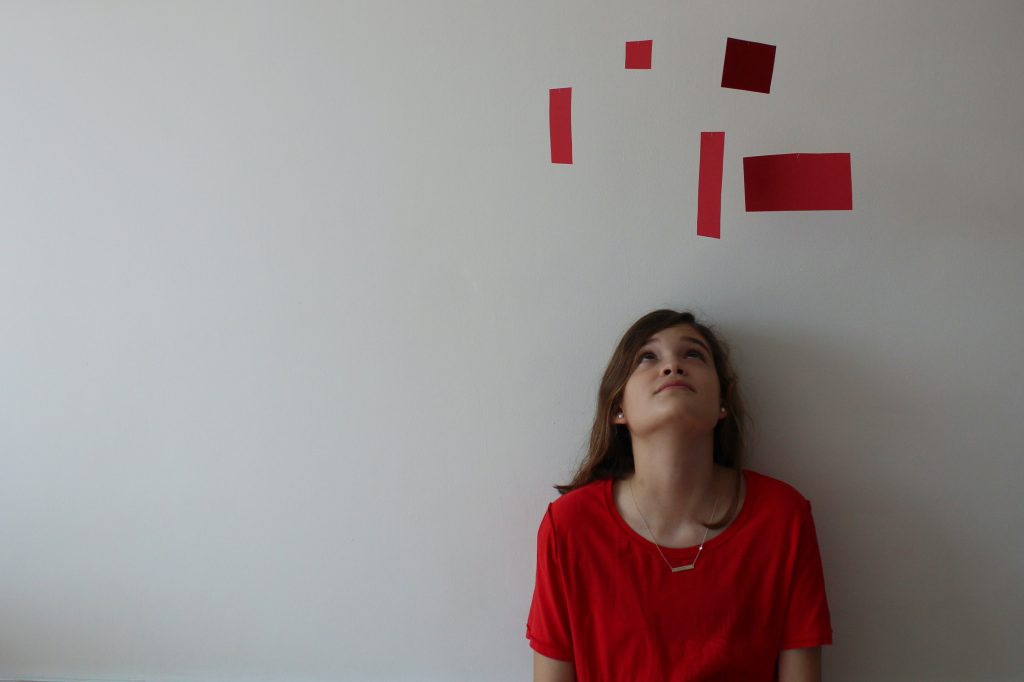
{"left": 555, "top": 309, "right": 750, "bottom": 530}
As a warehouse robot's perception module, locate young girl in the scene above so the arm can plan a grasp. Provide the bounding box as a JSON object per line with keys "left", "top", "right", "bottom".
{"left": 527, "top": 309, "right": 833, "bottom": 681}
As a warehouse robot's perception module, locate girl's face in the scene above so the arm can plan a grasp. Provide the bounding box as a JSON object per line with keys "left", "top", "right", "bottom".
{"left": 612, "top": 324, "right": 727, "bottom": 436}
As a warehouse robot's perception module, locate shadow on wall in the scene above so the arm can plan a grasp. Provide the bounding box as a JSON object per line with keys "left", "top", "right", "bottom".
{"left": 734, "top": 322, "right": 1021, "bottom": 680}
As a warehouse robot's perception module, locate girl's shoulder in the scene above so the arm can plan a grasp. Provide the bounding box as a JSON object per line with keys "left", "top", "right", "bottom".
{"left": 545, "top": 478, "right": 611, "bottom": 527}
{"left": 744, "top": 468, "right": 815, "bottom": 517}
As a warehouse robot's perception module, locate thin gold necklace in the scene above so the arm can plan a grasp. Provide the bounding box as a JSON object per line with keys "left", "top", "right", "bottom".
{"left": 629, "top": 478, "right": 721, "bottom": 573}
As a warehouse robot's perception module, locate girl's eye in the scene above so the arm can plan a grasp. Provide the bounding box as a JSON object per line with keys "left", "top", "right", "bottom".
{"left": 639, "top": 349, "right": 705, "bottom": 362}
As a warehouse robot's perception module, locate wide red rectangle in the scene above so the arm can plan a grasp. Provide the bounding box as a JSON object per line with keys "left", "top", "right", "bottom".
{"left": 697, "top": 132, "right": 725, "bottom": 238}
{"left": 743, "top": 153, "right": 852, "bottom": 211}
{"left": 549, "top": 87, "right": 572, "bottom": 164}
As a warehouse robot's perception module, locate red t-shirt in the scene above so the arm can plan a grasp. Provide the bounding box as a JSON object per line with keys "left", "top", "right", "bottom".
{"left": 526, "top": 468, "right": 833, "bottom": 681}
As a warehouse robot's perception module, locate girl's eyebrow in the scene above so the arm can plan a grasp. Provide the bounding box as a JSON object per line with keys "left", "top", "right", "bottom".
{"left": 643, "top": 336, "right": 711, "bottom": 354}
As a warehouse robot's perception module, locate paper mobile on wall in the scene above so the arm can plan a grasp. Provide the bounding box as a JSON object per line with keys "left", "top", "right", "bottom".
{"left": 547, "top": 35, "right": 853, "bottom": 236}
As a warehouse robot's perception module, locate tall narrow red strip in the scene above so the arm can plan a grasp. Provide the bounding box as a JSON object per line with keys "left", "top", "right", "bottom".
{"left": 743, "top": 153, "right": 852, "bottom": 211}
{"left": 549, "top": 88, "right": 572, "bottom": 164}
{"left": 697, "top": 132, "right": 725, "bottom": 239}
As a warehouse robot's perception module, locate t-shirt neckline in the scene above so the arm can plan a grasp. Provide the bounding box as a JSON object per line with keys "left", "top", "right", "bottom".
{"left": 603, "top": 468, "right": 754, "bottom": 558}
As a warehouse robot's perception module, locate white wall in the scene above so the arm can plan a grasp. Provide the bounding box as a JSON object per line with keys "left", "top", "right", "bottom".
{"left": 2, "top": 1, "right": 1022, "bottom": 680}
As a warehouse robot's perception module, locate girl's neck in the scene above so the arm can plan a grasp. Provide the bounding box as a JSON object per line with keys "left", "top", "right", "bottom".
{"left": 626, "top": 432, "right": 718, "bottom": 526}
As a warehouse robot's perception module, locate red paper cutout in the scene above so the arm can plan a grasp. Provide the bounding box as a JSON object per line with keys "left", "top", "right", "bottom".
{"left": 697, "top": 132, "right": 725, "bottom": 239}
{"left": 549, "top": 87, "right": 573, "bottom": 164}
{"left": 743, "top": 153, "right": 852, "bottom": 211}
{"left": 625, "top": 40, "right": 653, "bottom": 69}
{"left": 721, "top": 37, "right": 776, "bottom": 94}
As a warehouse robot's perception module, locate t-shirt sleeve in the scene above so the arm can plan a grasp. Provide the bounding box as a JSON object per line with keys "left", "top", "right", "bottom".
{"left": 780, "top": 499, "right": 834, "bottom": 650}
{"left": 525, "top": 503, "right": 574, "bottom": 662}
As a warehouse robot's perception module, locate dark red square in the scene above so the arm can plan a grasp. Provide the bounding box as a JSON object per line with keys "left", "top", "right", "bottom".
{"left": 625, "top": 40, "right": 653, "bottom": 69}
{"left": 721, "top": 37, "right": 776, "bottom": 93}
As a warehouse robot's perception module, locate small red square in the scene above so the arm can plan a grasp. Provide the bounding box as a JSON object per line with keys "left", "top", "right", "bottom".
{"left": 625, "top": 40, "right": 653, "bottom": 69}
{"left": 721, "top": 37, "right": 776, "bottom": 93}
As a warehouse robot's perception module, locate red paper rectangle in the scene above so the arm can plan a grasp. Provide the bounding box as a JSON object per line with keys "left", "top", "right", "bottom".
{"left": 743, "top": 153, "right": 852, "bottom": 211}
{"left": 549, "top": 87, "right": 572, "bottom": 164}
{"left": 697, "top": 132, "right": 725, "bottom": 239}
{"left": 721, "top": 37, "right": 776, "bottom": 94}
{"left": 625, "top": 40, "right": 653, "bottom": 69}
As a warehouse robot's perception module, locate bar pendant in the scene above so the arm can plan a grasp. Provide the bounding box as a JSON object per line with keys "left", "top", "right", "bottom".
{"left": 672, "top": 564, "right": 695, "bottom": 572}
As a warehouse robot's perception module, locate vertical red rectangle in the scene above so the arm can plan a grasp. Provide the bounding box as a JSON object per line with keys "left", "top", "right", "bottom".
{"left": 549, "top": 87, "right": 572, "bottom": 164}
{"left": 743, "top": 153, "right": 852, "bottom": 211}
{"left": 721, "top": 37, "right": 776, "bottom": 94}
{"left": 697, "top": 132, "right": 725, "bottom": 239}
{"left": 625, "top": 40, "right": 653, "bottom": 69}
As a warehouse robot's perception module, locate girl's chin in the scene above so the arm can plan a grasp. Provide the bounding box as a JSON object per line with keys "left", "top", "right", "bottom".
{"left": 638, "top": 415, "right": 719, "bottom": 432}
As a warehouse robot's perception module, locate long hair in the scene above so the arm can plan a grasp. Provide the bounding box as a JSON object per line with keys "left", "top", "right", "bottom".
{"left": 555, "top": 309, "right": 750, "bottom": 530}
